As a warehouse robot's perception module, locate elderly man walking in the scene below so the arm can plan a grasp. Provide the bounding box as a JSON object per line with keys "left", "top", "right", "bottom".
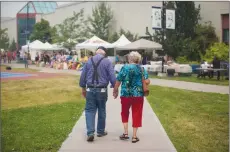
{"left": 79, "top": 46, "right": 116, "bottom": 142}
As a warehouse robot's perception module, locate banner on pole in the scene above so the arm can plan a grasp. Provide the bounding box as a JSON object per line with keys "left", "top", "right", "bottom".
{"left": 152, "top": 6, "right": 162, "bottom": 29}
{"left": 166, "top": 9, "right": 175, "bottom": 29}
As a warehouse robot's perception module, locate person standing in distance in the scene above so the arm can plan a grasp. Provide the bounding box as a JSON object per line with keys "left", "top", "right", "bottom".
{"left": 79, "top": 46, "right": 116, "bottom": 142}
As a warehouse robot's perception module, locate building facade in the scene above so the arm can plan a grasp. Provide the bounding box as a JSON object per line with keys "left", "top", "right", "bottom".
{"left": 1, "top": 1, "right": 229, "bottom": 48}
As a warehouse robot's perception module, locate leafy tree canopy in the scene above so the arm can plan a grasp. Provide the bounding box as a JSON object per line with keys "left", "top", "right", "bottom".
{"left": 0, "top": 28, "right": 10, "bottom": 50}
{"left": 88, "top": 2, "right": 113, "bottom": 41}
{"left": 55, "top": 9, "right": 89, "bottom": 49}
{"left": 29, "top": 19, "right": 54, "bottom": 43}
{"left": 152, "top": 1, "right": 219, "bottom": 61}
{"left": 203, "top": 43, "right": 229, "bottom": 62}
{"left": 9, "top": 38, "right": 17, "bottom": 51}
{"left": 108, "top": 28, "right": 139, "bottom": 43}
{"left": 153, "top": 2, "right": 200, "bottom": 57}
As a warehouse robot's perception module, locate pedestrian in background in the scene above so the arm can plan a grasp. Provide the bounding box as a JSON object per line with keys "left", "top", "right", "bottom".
{"left": 24, "top": 52, "right": 28, "bottom": 68}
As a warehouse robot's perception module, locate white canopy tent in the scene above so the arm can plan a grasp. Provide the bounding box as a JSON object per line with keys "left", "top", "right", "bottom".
{"left": 21, "top": 40, "right": 65, "bottom": 60}
{"left": 111, "top": 34, "right": 131, "bottom": 47}
{"left": 116, "top": 38, "right": 162, "bottom": 50}
{"left": 52, "top": 43, "right": 66, "bottom": 51}
{"left": 75, "top": 35, "right": 113, "bottom": 50}
{"left": 22, "top": 40, "right": 45, "bottom": 50}
{"left": 110, "top": 34, "right": 132, "bottom": 60}
{"left": 43, "top": 42, "right": 53, "bottom": 50}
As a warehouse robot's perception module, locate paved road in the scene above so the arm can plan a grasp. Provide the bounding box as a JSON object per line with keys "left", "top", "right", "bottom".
{"left": 3, "top": 62, "right": 229, "bottom": 94}
{"left": 58, "top": 88, "right": 177, "bottom": 152}
{"left": 150, "top": 79, "right": 229, "bottom": 94}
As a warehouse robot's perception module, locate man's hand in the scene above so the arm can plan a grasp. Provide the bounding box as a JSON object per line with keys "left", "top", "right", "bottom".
{"left": 82, "top": 88, "right": 86, "bottom": 98}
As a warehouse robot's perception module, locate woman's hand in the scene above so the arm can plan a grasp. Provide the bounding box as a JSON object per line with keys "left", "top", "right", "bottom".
{"left": 145, "top": 79, "right": 150, "bottom": 85}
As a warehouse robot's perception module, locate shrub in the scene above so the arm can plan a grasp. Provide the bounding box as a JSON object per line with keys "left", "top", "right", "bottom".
{"left": 176, "top": 56, "right": 199, "bottom": 64}
{"left": 203, "top": 43, "right": 229, "bottom": 62}
{"left": 176, "top": 56, "right": 188, "bottom": 64}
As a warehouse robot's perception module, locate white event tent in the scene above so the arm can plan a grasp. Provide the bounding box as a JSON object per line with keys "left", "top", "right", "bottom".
{"left": 116, "top": 38, "right": 162, "bottom": 50}
{"left": 111, "top": 34, "right": 131, "bottom": 56}
{"left": 21, "top": 40, "right": 64, "bottom": 60}
{"left": 75, "top": 35, "right": 113, "bottom": 50}
{"left": 111, "top": 34, "right": 131, "bottom": 47}
{"left": 22, "top": 40, "right": 45, "bottom": 50}
{"left": 43, "top": 42, "right": 53, "bottom": 50}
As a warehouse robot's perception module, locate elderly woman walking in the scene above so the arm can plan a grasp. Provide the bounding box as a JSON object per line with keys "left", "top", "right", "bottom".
{"left": 113, "top": 51, "right": 150, "bottom": 143}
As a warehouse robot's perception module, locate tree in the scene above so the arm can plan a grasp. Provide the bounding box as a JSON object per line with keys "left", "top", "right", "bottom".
{"left": 203, "top": 43, "right": 229, "bottom": 62}
{"left": 29, "top": 19, "right": 53, "bottom": 43}
{"left": 9, "top": 38, "right": 17, "bottom": 51}
{"left": 108, "top": 28, "right": 139, "bottom": 43}
{"left": 88, "top": 2, "right": 113, "bottom": 41}
{"left": 193, "top": 22, "right": 219, "bottom": 55}
{"left": 55, "top": 9, "right": 89, "bottom": 49}
{"left": 153, "top": 1, "right": 201, "bottom": 60}
{"left": 0, "top": 28, "right": 10, "bottom": 50}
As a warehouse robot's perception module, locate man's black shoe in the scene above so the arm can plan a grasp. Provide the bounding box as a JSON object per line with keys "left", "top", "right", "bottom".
{"left": 97, "top": 131, "right": 108, "bottom": 137}
{"left": 87, "top": 135, "right": 94, "bottom": 142}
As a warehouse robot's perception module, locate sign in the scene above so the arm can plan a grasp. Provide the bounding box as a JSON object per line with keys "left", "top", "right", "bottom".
{"left": 27, "top": 40, "right": 30, "bottom": 45}
{"left": 166, "top": 9, "right": 175, "bottom": 29}
{"left": 152, "top": 7, "right": 162, "bottom": 29}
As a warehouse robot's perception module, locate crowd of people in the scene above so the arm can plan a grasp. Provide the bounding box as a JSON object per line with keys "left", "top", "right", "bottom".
{"left": 33, "top": 51, "right": 93, "bottom": 71}
{"left": 0, "top": 51, "right": 17, "bottom": 64}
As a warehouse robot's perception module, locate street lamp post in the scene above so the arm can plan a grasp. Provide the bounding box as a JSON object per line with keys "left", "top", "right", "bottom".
{"left": 26, "top": 2, "right": 30, "bottom": 53}
{"left": 161, "top": 1, "right": 166, "bottom": 73}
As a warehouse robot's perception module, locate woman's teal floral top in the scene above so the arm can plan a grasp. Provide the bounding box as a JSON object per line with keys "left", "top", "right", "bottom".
{"left": 117, "top": 64, "right": 148, "bottom": 97}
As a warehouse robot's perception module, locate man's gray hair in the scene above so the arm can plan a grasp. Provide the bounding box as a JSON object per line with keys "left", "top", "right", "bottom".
{"left": 128, "top": 51, "right": 142, "bottom": 63}
{"left": 96, "top": 49, "right": 106, "bottom": 56}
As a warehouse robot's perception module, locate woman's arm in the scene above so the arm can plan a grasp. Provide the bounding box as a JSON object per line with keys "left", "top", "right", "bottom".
{"left": 143, "top": 68, "right": 150, "bottom": 85}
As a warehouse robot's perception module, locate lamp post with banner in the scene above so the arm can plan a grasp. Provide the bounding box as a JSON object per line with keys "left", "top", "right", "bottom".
{"left": 161, "top": 1, "right": 166, "bottom": 73}
{"left": 26, "top": 2, "right": 30, "bottom": 53}
{"left": 152, "top": 2, "right": 175, "bottom": 74}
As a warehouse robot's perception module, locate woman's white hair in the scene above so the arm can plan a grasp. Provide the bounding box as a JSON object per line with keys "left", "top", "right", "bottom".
{"left": 128, "top": 51, "right": 142, "bottom": 63}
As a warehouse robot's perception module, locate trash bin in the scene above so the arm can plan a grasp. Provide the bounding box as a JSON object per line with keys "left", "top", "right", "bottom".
{"left": 167, "top": 69, "right": 175, "bottom": 77}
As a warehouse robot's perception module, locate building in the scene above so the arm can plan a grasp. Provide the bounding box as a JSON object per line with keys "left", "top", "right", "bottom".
{"left": 1, "top": 1, "right": 229, "bottom": 48}
{"left": 16, "top": 2, "right": 58, "bottom": 47}
{"left": 196, "top": 2, "right": 229, "bottom": 44}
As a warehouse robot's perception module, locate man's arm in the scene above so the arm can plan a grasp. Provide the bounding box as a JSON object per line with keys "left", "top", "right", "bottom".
{"left": 107, "top": 61, "right": 116, "bottom": 88}
{"left": 79, "top": 63, "right": 88, "bottom": 88}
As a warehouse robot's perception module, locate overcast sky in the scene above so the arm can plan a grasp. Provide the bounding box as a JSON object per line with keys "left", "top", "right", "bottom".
{"left": 1, "top": 2, "right": 72, "bottom": 18}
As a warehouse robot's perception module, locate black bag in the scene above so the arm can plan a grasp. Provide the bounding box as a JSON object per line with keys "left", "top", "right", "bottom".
{"left": 6, "top": 66, "right": 12, "bottom": 70}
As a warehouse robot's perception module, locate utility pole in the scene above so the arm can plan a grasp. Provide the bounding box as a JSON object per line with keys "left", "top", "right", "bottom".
{"left": 161, "top": 1, "right": 166, "bottom": 73}
{"left": 26, "top": 2, "right": 30, "bottom": 53}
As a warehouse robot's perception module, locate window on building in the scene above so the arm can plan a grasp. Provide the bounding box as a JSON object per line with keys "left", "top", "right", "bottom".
{"left": 223, "top": 29, "right": 229, "bottom": 44}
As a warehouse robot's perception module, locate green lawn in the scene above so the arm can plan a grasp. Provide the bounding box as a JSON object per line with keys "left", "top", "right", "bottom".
{"left": 2, "top": 102, "right": 85, "bottom": 152}
{"left": 149, "top": 74, "right": 229, "bottom": 86}
{"left": 147, "top": 86, "right": 229, "bottom": 152}
{"left": 1, "top": 76, "right": 85, "bottom": 152}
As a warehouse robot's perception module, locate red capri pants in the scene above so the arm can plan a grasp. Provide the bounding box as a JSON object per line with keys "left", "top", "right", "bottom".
{"left": 120, "top": 96, "right": 144, "bottom": 128}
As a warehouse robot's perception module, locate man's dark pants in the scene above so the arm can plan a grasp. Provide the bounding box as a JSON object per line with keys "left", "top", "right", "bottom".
{"left": 85, "top": 88, "right": 107, "bottom": 136}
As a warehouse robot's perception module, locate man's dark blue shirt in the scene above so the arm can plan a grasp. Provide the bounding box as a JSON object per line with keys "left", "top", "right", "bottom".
{"left": 79, "top": 54, "right": 116, "bottom": 88}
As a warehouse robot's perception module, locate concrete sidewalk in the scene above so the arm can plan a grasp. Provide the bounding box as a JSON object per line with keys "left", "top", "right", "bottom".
{"left": 58, "top": 88, "right": 177, "bottom": 152}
